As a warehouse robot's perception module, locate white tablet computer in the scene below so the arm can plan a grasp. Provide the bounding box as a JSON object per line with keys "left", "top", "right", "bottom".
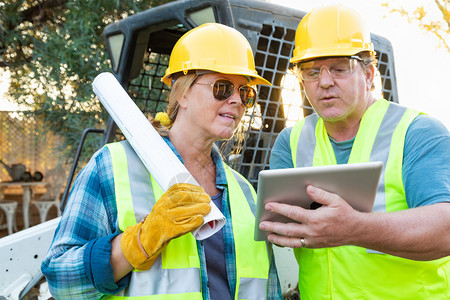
{"left": 254, "top": 161, "right": 382, "bottom": 241}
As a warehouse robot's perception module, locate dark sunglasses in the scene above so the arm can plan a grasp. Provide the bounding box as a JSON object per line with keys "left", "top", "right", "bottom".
{"left": 194, "top": 79, "right": 257, "bottom": 108}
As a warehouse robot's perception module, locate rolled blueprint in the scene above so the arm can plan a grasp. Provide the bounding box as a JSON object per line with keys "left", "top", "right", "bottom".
{"left": 92, "top": 72, "right": 226, "bottom": 240}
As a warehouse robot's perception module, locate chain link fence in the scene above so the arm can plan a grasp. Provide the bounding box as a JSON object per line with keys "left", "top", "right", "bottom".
{"left": 0, "top": 111, "right": 62, "bottom": 184}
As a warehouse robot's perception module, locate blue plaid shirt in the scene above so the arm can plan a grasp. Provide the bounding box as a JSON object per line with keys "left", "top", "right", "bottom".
{"left": 42, "top": 139, "right": 282, "bottom": 299}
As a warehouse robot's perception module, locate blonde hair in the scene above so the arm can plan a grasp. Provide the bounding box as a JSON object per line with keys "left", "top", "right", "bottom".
{"left": 149, "top": 73, "right": 199, "bottom": 136}
{"left": 150, "top": 72, "right": 247, "bottom": 161}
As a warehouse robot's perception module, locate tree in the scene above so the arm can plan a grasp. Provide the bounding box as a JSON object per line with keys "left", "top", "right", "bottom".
{"left": 382, "top": 0, "right": 450, "bottom": 52}
{"left": 0, "top": 0, "right": 172, "bottom": 165}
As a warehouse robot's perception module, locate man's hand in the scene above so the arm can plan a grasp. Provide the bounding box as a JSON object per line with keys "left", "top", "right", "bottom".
{"left": 259, "top": 185, "right": 361, "bottom": 248}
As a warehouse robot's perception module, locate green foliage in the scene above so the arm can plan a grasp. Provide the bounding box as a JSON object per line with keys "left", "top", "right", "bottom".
{"left": 0, "top": 0, "right": 172, "bottom": 165}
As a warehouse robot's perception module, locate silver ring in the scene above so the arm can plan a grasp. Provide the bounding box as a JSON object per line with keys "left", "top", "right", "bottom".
{"left": 300, "top": 238, "right": 307, "bottom": 248}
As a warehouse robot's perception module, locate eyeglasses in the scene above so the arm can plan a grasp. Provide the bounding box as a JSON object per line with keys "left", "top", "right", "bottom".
{"left": 194, "top": 79, "right": 257, "bottom": 108}
{"left": 294, "top": 56, "right": 363, "bottom": 81}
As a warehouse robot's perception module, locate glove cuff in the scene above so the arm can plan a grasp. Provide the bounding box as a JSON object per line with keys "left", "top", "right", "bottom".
{"left": 137, "top": 227, "right": 150, "bottom": 258}
{"left": 121, "top": 223, "right": 157, "bottom": 271}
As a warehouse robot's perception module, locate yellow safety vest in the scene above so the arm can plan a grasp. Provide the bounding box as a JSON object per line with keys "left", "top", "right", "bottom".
{"left": 105, "top": 141, "right": 270, "bottom": 300}
{"left": 289, "top": 99, "right": 450, "bottom": 299}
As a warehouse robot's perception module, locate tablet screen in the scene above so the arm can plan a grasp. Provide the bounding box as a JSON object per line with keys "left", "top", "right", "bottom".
{"left": 254, "top": 162, "right": 382, "bottom": 241}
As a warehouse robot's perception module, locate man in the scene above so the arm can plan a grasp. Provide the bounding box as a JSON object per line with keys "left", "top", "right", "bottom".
{"left": 259, "top": 4, "right": 450, "bottom": 299}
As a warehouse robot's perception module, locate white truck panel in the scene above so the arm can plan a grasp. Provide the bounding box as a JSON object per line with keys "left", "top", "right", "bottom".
{"left": 0, "top": 217, "right": 59, "bottom": 299}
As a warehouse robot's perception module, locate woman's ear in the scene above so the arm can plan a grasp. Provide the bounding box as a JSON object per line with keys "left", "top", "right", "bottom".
{"left": 178, "top": 92, "right": 189, "bottom": 109}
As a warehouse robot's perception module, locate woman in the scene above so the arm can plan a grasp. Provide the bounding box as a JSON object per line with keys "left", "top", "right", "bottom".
{"left": 42, "top": 23, "right": 281, "bottom": 299}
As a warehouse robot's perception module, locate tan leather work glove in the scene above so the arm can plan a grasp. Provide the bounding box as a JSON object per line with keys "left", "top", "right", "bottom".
{"left": 121, "top": 183, "right": 211, "bottom": 270}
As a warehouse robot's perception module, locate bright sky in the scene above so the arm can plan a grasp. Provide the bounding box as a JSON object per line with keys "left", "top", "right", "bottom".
{"left": 269, "top": 0, "right": 449, "bottom": 129}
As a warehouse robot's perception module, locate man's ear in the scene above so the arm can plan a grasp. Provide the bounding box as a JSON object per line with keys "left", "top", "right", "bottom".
{"left": 365, "top": 64, "right": 375, "bottom": 90}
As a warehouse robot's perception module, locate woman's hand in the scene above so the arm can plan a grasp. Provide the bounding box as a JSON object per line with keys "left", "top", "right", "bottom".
{"left": 120, "top": 183, "right": 211, "bottom": 270}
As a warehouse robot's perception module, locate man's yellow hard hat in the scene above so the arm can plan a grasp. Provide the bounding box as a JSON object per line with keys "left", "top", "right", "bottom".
{"left": 291, "top": 5, "right": 375, "bottom": 64}
{"left": 162, "top": 23, "right": 270, "bottom": 86}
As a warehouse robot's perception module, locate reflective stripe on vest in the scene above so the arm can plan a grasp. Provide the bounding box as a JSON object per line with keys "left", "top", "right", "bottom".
{"left": 224, "top": 167, "right": 270, "bottom": 300}
{"left": 292, "top": 100, "right": 413, "bottom": 212}
{"left": 289, "top": 99, "right": 450, "bottom": 299}
{"left": 106, "top": 141, "right": 269, "bottom": 299}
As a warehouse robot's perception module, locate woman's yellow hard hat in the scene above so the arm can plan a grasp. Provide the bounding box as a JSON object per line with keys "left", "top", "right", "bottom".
{"left": 162, "top": 23, "right": 270, "bottom": 86}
